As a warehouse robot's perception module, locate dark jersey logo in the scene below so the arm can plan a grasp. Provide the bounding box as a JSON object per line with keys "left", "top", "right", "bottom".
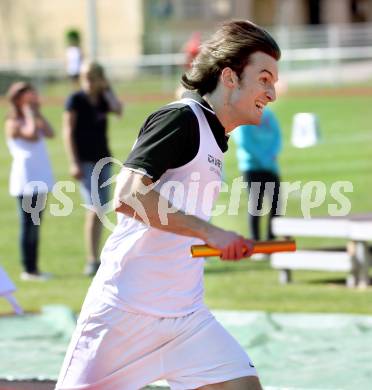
{"left": 208, "top": 154, "right": 222, "bottom": 170}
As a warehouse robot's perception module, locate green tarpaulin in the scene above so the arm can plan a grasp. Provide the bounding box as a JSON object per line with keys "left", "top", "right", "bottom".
{"left": 0, "top": 306, "right": 75, "bottom": 381}
{"left": 1, "top": 306, "right": 372, "bottom": 389}
{"left": 215, "top": 311, "right": 372, "bottom": 390}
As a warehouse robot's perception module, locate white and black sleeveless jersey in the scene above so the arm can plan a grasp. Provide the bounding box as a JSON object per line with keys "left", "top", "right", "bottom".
{"left": 124, "top": 91, "right": 228, "bottom": 180}
{"left": 93, "top": 94, "right": 229, "bottom": 317}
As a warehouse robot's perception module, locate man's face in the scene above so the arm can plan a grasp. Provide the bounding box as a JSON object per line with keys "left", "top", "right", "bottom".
{"left": 227, "top": 51, "right": 278, "bottom": 129}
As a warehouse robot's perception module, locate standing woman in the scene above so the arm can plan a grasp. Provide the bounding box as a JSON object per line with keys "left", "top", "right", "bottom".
{"left": 63, "top": 61, "right": 122, "bottom": 276}
{"left": 5, "top": 82, "right": 55, "bottom": 281}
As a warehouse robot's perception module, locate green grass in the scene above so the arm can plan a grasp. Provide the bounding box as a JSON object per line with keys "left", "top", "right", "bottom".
{"left": 1, "top": 83, "right": 372, "bottom": 315}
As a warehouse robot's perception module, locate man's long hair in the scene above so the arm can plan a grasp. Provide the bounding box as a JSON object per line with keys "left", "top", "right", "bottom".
{"left": 181, "top": 20, "right": 281, "bottom": 96}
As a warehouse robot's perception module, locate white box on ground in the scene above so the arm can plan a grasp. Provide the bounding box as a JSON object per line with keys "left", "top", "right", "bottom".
{"left": 291, "top": 112, "right": 320, "bottom": 148}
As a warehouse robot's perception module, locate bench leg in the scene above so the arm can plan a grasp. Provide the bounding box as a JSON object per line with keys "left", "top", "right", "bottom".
{"left": 346, "top": 273, "right": 357, "bottom": 288}
{"left": 346, "top": 241, "right": 358, "bottom": 288}
{"left": 279, "top": 269, "right": 292, "bottom": 284}
{"left": 355, "top": 241, "right": 370, "bottom": 288}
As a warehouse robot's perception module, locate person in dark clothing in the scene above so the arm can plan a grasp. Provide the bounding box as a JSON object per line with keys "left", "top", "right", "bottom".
{"left": 232, "top": 107, "right": 282, "bottom": 241}
{"left": 63, "top": 61, "right": 122, "bottom": 276}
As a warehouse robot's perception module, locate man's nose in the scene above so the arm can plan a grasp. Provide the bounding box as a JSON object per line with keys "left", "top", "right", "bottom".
{"left": 267, "top": 85, "right": 276, "bottom": 102}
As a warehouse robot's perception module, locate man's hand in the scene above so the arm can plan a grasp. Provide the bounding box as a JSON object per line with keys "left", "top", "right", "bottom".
{"left": 204, "top": 228, "right": 254, "bottom": 261}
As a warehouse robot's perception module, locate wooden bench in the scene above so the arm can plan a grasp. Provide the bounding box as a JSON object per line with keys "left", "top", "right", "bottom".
{"left": 270, "top": 214, "right": 372, "bottom": 287}
{"left": 271, "top": 250, "right": 358, "bottom": 286}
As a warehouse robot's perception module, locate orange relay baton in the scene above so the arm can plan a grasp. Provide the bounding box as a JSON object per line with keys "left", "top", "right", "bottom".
{"left": 190, "top": 240, "right": 296, "bottom": 258}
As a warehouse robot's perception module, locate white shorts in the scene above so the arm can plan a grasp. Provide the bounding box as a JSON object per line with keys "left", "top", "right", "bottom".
{"left": 55, "top": 300, "right": 258, "bottom": 390}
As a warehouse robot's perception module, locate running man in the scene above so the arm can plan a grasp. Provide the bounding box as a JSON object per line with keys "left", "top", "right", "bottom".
{"left": 56, "top": 20, "right": 280, "bottom": 390}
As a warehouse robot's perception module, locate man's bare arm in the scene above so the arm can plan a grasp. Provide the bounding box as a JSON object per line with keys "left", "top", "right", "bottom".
{"left": 114, "top": 168, "right": 253, "bottom": 260}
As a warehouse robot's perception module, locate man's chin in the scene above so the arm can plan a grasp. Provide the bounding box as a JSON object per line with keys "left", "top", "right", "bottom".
{"left": 235, "top": 114, "right": 261, "bottom": 127}
{"left": 248, "top": 116, "right": 261, "bottom": 125}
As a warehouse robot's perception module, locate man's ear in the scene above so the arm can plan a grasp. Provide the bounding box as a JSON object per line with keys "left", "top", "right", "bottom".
{"left": 220, "top": 67, "right": 238, "bottom": 89}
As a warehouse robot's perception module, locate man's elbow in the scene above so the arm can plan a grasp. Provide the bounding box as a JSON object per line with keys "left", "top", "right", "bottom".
{"left": 114, "top": 195, "right": 133, "bottom": 215}
{"left": 114, "top": 196, "right": 125, "bottom": 213}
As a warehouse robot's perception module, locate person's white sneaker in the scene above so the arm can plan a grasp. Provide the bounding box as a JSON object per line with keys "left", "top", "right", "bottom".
{"left": 20, "top": 272, "right": 52, "bottom": 281}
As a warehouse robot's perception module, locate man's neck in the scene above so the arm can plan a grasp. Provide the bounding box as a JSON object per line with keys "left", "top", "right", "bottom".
{"left": 204, "top": 89, "right": 234, "bottom": 134}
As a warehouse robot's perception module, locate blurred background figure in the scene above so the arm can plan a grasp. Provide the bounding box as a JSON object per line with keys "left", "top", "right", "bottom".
{"left": 5, "top": 82, "right": 55, "bottom": 281}
{"left": 65, "top": 28, "right": 83, "bottom": 85}
{"left": 63, "top": 61, "right": 122, "bottom": 276}
{"left": 232, "top": 107, "right": 282, "bottom": 241}
{"left": 175, "top": 31, "right": 201, "bottom": 99}
{"left": 183, "top": 31, "right": 201, "bottom": 70}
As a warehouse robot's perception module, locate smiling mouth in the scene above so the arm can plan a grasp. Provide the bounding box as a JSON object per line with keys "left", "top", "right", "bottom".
{"left": 255, "top": 102, "right": 265, "bottom": 113}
